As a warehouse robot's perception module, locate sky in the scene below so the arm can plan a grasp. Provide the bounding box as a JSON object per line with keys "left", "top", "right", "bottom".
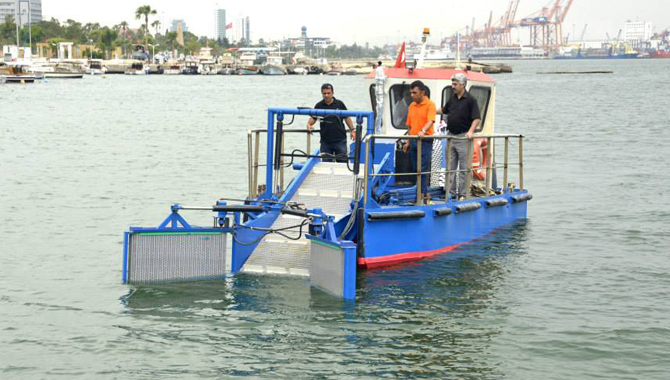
{"left": 43, "top": 0, "right": 670, "bottom": 45}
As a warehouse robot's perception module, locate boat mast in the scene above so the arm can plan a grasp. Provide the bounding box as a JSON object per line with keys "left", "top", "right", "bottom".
{"left": 417, "top": 28, "right": 430, "bottom": 69}
{"left": 15, "top": 3, "right": 19, "bottom": 48}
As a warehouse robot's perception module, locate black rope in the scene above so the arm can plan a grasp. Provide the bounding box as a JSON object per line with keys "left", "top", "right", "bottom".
{"left": 231, "top": 218, "right": 310, "bottom": 246}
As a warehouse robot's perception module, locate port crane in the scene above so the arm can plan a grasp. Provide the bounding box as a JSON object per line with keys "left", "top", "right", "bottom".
{"left": 515, "top": 0, "right": 575, "bottom": 50}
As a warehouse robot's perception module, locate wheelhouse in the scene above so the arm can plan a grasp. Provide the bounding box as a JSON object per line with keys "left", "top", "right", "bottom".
{"left": 365, "top": 68, "right": 497, "bottom": 137}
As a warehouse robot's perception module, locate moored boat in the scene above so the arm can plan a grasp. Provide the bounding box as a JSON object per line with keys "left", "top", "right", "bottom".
{"left": 236, "top": 66, "right": 259, "bottom": 75}
{"left": 124, "top": 62, "right": 149, "bottom": 75}
{"left": 649, "top": 50, "right": 670, "bottom": 58}
{"left": 261, "top": 64, "right": 287, "bottom": 75}
{"left": 86, "top": 59, "right": 106, "bottom": 75}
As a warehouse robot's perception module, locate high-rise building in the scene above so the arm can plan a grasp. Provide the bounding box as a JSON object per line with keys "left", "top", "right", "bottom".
{"left": 215, "top": 9, "right": 226, "bottom": 40}
{"left": 245, "top": 17, "right": 250, "bottom": 44}
{"left": 624, "top": 21, "right": 652, "bottom": 42}
{"left": 0, "top": 0, "right": 42, "bottom": 25}
{"left": 170, "top": 19, "right": 188, "bottom": 33}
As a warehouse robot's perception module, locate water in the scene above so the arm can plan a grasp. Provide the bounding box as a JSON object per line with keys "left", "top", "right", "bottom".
{"left": 1, "top": 60, "right": 669, "bottom": 379}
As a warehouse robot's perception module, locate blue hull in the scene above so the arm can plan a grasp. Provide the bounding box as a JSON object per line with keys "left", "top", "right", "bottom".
{"left": 359, "top": 193, "right": 528, "bottom": 268}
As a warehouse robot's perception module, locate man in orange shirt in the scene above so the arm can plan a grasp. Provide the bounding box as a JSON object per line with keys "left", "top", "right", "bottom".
{"left": 403, "top": 80, "right": 436, "bottom": 198}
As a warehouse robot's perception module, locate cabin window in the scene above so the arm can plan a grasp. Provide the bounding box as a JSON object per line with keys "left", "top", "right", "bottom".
{"left": 389, "top": 84, "right": 430, "bottom": 129}
{"left": 468, "top": 86, "right": 491, "bottom": 132}
{"left": 441, "top": 85, "right": 490, "bottom": 133}
{"left": 440, "top": 86, "right": 453, "bottom": 128}
{"left": 369, "top": 85, "right": 377, "bottom": 120}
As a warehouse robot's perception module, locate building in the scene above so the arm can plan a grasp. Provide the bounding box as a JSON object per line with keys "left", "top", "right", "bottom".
{"left": 170, "top": 19, "right": 188, "bottom": 33}
{"left": 624, "top": 21, "right": 652, "bottom": 46}
{"left": 229, "top": 15, "right": 250, "bottom": 45}
{"left": 245, "top": 16, "right": 250, "bottom": 43}
{"left": 285, "top": 26, "right": 332, "bottom": 53}
{"left": 0, "top": 0, "right": 42, "bottom": 25}
{"left": 214, "top": 9, "right": 226, "bottom": 41}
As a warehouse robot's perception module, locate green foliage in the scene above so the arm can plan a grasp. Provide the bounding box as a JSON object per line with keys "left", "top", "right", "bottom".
{"left": 1, "top": 15, "right": 16, "bottom": 45}
{"left": 324, "top": 43, "right": 383, "bottom": 59}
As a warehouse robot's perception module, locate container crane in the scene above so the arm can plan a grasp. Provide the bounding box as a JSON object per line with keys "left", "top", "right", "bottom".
{"left": 516, "top": 0, "right": 576, "bottom": 51}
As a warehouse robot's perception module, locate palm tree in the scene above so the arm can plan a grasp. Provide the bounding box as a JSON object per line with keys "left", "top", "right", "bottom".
{"left": 135, "top": 5, "right": 157, "bottom": 51}
{"left": 151, "top": 20, "right": 160, "bottom": 36}
{"left": 117, "top": 21, "right": 129, "bottom": 56}
{"left": 164, "top": 31, "right": 177, "bottom": 58}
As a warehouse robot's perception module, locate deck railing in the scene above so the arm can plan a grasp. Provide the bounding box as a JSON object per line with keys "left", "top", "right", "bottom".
{"left": 247, "top": 128, "right": 318, "bottom": 198}
{"left": 361, "top": 134, "right": 525, "bottom": 206}
{"left": 247, "top": 108, "right": 375, "bottom": 200}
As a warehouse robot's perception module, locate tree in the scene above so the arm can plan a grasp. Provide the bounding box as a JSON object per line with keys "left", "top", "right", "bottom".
{"left": 151, "top": 20, "right": 160, "bottom": 36}
{"left": 135, "top": 5, "right": 157, "bottom": 50}
{"left": 164, "top": 31, "right": 177, "bottom": 57}
{"left": 1, "top": 15, "right": 16, "bottom": 45}
{"left": 97, "top": 28, "right": 117, "bottom": 59}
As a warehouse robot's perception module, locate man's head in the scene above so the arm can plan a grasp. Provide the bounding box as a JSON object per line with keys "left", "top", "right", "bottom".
{"left": 451, "top": 73, "right": 467, "bottom": 96}
{"left": 321, "top": 83, "right": 334, "bottom": 104}
{"left": 410, "top": 80, "right": 427, "bottom": 104}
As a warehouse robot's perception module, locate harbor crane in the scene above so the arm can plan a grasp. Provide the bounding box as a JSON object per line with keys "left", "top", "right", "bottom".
{"left": 516, "top": 0, "right": 576, "bottom": 50}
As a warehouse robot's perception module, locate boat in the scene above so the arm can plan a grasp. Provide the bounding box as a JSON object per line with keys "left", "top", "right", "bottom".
{"left": 148, "top": 64, "right": 164, "bottom": 75}
{"left": 27, "top": 61, "right": 84, "bottom": 79}
{"left": 163, "top": 63, "right": 181, "bottom": 75}
{"left": 122, "top": 29, "right": 531, "bottom": 301}
{"left": 261, "top": 64, "right": 287, "bottom": 75}
{"left": 649, "top": 50, "right": 670, "bottom": 58}
{"left": 86, "top": 59, "right": 106, "bottom": 75}
{"left": 199, "top": 61, "right": 219, "bottom": 75}
{"left": 0, "top": 62, "right": 42, "bottom": 83}
{"left": 236, "top": 66, "right": 259, "bottom": 75}
{"left": 181, "top": 61, "right": 199, "bottom": 75}
{"left": 103, "top": 59, "right": 128, "bottom": 74}
{"left": 289, "top": 66, "right": 308, "bottom": 75}
{"left": 217, "top": 67, "right": 235, "bottom": 75}
{"left": 124, "top": 62, "right": 149, "bottom": 75}
{"left": 470, "top": 46, "right": 546, "bottom": 60}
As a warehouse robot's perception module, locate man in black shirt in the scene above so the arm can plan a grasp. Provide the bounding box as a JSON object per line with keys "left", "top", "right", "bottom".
{"left": 437, "top": 73, "right": 481, "bottom": 198}
{"left": 306, "top": 83, "right": 355, "bottom": 162}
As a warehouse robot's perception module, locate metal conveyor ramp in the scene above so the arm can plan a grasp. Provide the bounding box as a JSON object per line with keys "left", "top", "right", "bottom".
{"left": 242, "top": 162, "right": 357, "bottom": 276}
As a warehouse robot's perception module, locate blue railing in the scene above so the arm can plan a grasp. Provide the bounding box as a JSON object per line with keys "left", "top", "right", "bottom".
{"left": 262, "top": 108, "right": 375, "bottom": 200}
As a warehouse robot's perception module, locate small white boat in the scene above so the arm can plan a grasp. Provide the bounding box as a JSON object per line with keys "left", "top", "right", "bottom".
{"left": 291, "top": 66, "right": 308, "bottom": 75}
{"left": 86, "top": 59, "right": 106, "bottom": 75}
{"left": 163, "top": 64, "right": 181, "bottom": 75}
{"left": 124, "top": 62, "right": 149, "bottom": 75}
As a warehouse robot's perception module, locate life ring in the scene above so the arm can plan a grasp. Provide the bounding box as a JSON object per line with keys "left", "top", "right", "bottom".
{"left": 472, "top": 138, "right": 489, "bottom": 181}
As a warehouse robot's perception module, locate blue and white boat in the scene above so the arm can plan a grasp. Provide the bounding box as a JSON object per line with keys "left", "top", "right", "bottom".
{"left": 122, "top": 39, "right": 531, "bottom": 301}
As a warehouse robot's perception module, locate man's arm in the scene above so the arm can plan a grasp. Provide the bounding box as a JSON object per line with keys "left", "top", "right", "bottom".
{"left": 306, "top": 116, "right": 316, "bottom": 131}
{"left": 345, "top": 117, "right": 355, "bottom": 140}
{"left": 465, "top": 98, "right": 481, "bottom": 139}
{"left": 418, "top": 120, "right": 435, "bottom": 137}
{"left": 465, "top": 119, "right": 480, "bottom": 139}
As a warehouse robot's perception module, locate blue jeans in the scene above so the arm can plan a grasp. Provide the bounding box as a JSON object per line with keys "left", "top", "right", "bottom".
{"left": 409, "top": 140, "right": 433, "bottom": 195}
{"left": 320, "top": 140, "right": 348, "bottom": 162}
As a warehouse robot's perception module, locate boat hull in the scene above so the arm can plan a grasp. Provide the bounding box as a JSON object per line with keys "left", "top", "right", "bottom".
{"left": 3, "top": 75, "right": 39, "bottom": 83}
{"left": 359, "top": 192, "right": 528, "bottom": 268}
{"left": 649, "top": 51, "right": 670, "bottom": 59}
{"left": 44, "top": 73, "right": 84, "bottom": 79}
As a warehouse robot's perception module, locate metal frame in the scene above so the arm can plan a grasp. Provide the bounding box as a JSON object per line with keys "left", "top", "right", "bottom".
{"left": 253, "top": 108, "right": 375, "bottom": 200}
{"left": 362, "top": 134, "right": 524, "bottom": 207}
